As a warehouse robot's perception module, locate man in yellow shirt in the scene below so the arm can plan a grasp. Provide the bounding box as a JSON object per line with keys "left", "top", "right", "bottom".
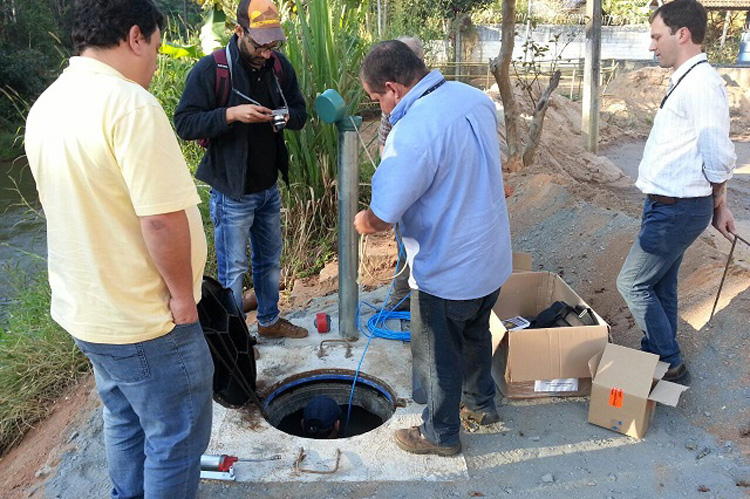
{"left": 24, "top": 1, "right": 213, "bottom": 497}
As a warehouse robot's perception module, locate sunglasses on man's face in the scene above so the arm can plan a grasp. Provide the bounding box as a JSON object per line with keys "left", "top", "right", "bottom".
{"left": 243, "top": 30, "right": 283, "bottom": 51}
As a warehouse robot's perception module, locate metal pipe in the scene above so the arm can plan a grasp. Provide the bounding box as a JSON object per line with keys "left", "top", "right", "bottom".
{"left": 337, "top": 117, "right": 361, "bottom": 340}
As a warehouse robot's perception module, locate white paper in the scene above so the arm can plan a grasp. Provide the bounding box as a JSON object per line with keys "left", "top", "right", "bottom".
{"left": 534, "top": 378, "right": 579, "bottom": 392}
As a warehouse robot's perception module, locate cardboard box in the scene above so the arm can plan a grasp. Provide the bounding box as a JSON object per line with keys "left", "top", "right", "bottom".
{"left": 587, "top": 343, "right": 688, "bottom": 438}
{"left": 490, "top": 271, "right": 610, "bottom": 399}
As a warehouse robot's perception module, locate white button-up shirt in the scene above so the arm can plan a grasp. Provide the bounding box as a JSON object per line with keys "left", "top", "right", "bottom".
{"left": 636, "top": 53, "right": 736, "bottom": 197}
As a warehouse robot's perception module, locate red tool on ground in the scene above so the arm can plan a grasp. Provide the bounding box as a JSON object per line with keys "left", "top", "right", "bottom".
{"left": 314, "top": 312, "right": 331, "bottom": 333}
{"left": 200, "top": 453, "right": 281, "bottom": 481}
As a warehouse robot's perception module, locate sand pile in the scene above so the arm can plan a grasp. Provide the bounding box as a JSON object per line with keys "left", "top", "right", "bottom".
{"left": 603, "top": 65, "right": 750, "bottom": 138}
{"left": 488, "top": 84, "right": 628, "bottom": 185}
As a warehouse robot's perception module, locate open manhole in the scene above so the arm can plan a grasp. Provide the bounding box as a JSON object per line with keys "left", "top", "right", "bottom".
{"left": 263, "top": 369, "right": 397, "bottom": 439}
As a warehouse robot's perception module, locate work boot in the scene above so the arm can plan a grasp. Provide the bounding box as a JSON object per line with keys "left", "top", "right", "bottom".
{"left": 258, "top": 318, "right": 308, "bottom": 339}
{"left": 242, "top": 289, "right": 258, "bottom": 313}
{"left": 663, "top": 363, "right": 690, "bottom": 384}
{"left": 459, "top": 405, "right": 501, "bottom": 426}
{"left": 393, "top": 426, "right": 461, "bottom": 457}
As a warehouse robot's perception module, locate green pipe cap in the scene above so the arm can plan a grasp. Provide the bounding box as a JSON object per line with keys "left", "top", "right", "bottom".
{"left": 336, "top": 115, "right": 363, "bottom": 132}
{"left": 315, "top": 89, "right": 347, "bottom": 124}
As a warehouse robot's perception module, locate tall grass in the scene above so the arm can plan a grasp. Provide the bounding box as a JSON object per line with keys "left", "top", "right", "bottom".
{"left": 277, "top": 0, "right": 370, "bottom": 282}
{"left": 0, "top": 268, "right": 89, "bottom": 456}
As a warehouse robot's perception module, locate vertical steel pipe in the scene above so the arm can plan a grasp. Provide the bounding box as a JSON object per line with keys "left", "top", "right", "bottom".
{"left": 336, "top": 116, "right": 362, "bottom": 340}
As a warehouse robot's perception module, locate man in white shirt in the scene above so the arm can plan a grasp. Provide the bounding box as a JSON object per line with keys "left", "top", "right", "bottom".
{"left": 617, "top": 0, "right": 736, "bottom": 384}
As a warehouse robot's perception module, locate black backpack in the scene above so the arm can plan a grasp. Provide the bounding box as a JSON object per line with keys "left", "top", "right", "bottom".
{"left": 529, "top": 301, "right": 598, "bottom": 329}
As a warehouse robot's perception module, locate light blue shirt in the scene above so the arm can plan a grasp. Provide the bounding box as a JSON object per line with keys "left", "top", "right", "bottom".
{"left": 371, "top": 70, "right": 512, "bottom": 300}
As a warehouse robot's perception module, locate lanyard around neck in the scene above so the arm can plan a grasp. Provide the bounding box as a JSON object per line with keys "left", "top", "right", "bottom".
{"left": 659, "top": 59, "right": 707, "bottom": 109}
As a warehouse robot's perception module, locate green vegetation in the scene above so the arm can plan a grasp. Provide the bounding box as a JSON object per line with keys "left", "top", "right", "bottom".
{"left": 0, "top": 267, "right": 90, "bottom": 455}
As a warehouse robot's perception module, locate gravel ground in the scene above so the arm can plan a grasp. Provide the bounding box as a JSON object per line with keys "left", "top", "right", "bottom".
{"left": 30, "top": 138, "right": 750, "bottom": 499}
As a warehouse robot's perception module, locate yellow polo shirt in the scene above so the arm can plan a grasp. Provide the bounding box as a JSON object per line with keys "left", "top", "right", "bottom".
{"left": 24, "top": 57, "right": 207, "bottom": 344}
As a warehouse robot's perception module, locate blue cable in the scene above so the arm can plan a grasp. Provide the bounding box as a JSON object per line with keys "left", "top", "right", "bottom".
{"left": 344, "top": 231, "right": 411, "bottom": 436}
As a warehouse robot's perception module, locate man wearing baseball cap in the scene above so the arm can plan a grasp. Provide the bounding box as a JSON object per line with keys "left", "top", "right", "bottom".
{"left": 175, "top": 0, "right": 308, "bottom": 339}
{"left": 301, "top": 395, "right": 342, "bottom": 439}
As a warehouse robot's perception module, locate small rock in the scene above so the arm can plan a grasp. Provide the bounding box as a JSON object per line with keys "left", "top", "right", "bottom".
{"left": 541, "top": 474, "right": 555, "bottom": 483}
{"left": 697, "top": 485, "right": 710, "bottom": 493}
{"left": 587, "top": 481, "right": 597, "bottom": 486}
{"left": 608, "top": 473, "right": 617, "bottom": 481}
{"left": 696, "top": 447, "right": 711, "bottom": 460}
{"left": 68, "top": 430, "right": 79, "bottom": 442}
{"left": 704, "top": 411, "right": 711, "bottom": 418}
{"left": 685, "top": 442, "right": 697, "bottom": 451}
{"left": 740, "top": 422, "right": 750, "bottom": 438}
{"left": 35, "top": 465, "right": 52, "bottom": 479}
{"left": 530, "top": 436, "right": 541, "bottom": 442}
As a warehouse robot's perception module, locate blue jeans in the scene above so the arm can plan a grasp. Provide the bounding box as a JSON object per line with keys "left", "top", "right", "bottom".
{"left": 74, "top": 322, "right": 214, "bottom": 499}
{"left": 210, "top": 186, "right": 282, "bottom": 326}
{"left": 616, "top": 196, "right": 713, "bottom": 368}
{"left": 410, "top": 287, "right": 501, "bottom": 446}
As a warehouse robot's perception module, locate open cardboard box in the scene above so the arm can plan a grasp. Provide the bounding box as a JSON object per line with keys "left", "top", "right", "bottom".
{"left": 587, "top": 343, "right": 688, "bottom": 438}
{"left": 490, "top": 261, "right": 610, "bottom": 399}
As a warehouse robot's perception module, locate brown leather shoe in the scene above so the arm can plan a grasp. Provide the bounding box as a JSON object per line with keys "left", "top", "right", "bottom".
{"left": 242, "top": 289, "right": 258, "bottom": 313}
{"left": 394, "top": 426, "right": 461, "bottom": 456}
{"left": 258, "top": 317, "right": 308, "bottom": 339}
{"left": 460, "top": 405, "right": 501, "bottom": 426}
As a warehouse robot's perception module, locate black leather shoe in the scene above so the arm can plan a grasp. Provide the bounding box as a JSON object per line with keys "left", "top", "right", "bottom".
{"left": 663, "top": 363, "right": 690, "bottom": 384}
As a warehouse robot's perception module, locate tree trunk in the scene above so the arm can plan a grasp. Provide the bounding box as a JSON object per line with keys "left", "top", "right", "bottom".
{"left": 493, "top": 0, "right": 565, "bottom": 171}
{"left": 492, "top": 0, "right": 522, "bottom": 170}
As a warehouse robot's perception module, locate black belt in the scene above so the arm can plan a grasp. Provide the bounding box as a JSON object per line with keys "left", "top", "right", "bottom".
{"left": 648, "top": 194, "right": 711, "bottom": 205}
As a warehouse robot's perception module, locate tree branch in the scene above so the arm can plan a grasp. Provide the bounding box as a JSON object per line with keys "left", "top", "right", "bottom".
{"left": 522, "top": 69, "right": 561, "bottom": 166}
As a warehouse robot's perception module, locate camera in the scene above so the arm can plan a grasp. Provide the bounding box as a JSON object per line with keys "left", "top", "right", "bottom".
{"left": 271, "top": 108, "right": 288, "bottom": 132}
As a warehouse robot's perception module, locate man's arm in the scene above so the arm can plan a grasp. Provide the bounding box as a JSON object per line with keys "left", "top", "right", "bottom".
{"left": 140, "top": 210, "right": 197, "bottom": 324}
{"left": 354, "top": 208, "right": 393, "bottom": 235}
{"left": 712, "top": 181, "right": 736, "bottom": 241}
{"left": 690, "top": 82, "right": 736, "bottom": 185}
{"left": 174, "top": 58, "right": 233, "bottom": 140}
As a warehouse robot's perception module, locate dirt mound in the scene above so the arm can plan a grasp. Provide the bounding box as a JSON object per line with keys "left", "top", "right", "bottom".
{"left": 602, "top": 66, "right": 750, "bottom": 138}
{"left": 488, "top": 86, "right": 628, "bottom": 185}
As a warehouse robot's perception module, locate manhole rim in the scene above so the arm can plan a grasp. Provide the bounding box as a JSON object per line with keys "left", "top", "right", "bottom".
{"left": 261, "top": 368, "right": 398, "bottom": 411}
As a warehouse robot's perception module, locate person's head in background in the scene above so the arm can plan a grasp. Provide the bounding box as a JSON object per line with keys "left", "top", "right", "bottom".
{"left": 301, "top": 395, "right": 342, "bottom": 439}
{"left": 396, "top": 36, "right": 424, "bottom": 61}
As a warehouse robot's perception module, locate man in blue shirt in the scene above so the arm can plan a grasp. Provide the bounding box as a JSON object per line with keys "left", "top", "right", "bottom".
{"left": 355, "top": 40, "right": 513, "bottom": 456}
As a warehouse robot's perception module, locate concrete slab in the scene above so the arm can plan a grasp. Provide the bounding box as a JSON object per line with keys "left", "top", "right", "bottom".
{"left": 204, "top": 287, "right": 469, "bottom": 483}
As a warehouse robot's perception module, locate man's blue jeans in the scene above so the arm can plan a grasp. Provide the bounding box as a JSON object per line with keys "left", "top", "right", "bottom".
{"left": 410, "top": 287, "right": 501, "bottom": 446}
{"left": 210, "top": 186, "right": 282, "bottom": 327}
{"left": 616, "top": 196, "right": 713, "bottom": 368}
{"left": 74, "top": 322, "right": 214, "bottom": 499}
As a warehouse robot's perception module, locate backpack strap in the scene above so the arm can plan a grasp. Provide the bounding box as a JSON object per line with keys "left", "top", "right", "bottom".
{"left": 269, "top": 51, "right": 285, "bottom": 86}
{"left": 211, "top": 48, "right": 231, "bottom": 107}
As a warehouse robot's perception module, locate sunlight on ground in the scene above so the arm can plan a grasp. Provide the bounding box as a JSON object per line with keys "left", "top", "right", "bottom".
{"left": 469, "top": 437, "right": 637, "bottom": 469}
{"left": 684, "top": 279, "right": 750, "bottom": 330}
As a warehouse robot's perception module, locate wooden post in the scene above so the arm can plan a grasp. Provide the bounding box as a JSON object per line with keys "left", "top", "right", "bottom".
{"left": 582, "top": 0, "right": 601, "bottom": 154}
